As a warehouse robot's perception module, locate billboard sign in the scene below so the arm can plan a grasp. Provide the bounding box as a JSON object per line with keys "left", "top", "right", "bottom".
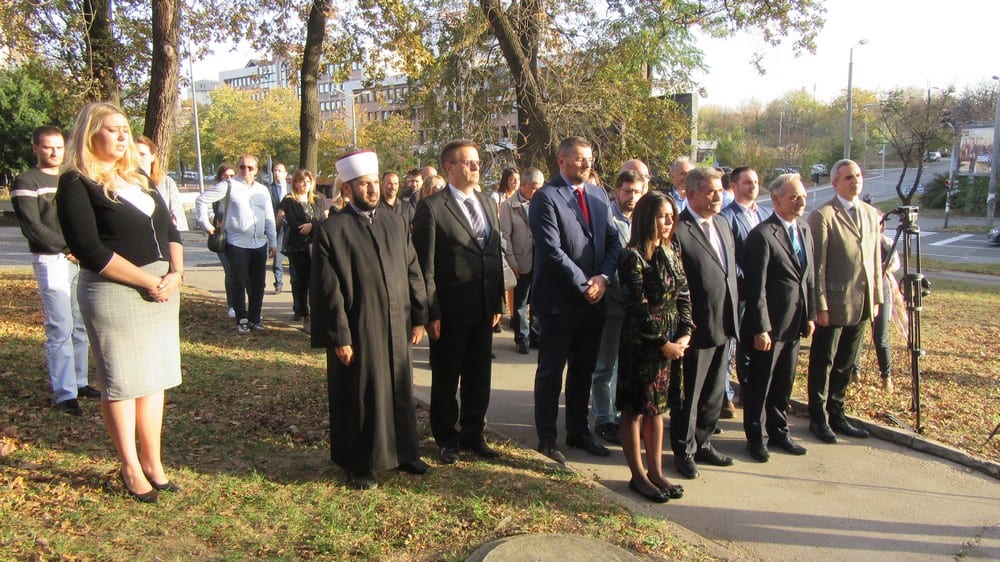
{"left": 957, "top": 126, "right": 994, "bottom": 176}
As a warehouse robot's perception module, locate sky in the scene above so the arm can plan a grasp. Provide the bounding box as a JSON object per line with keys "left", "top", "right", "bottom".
{"left": 193, "top": 0, "right": 999, "bottom": 109}
{"left": 692, "top": 0, "right": 997, "bottom": 108}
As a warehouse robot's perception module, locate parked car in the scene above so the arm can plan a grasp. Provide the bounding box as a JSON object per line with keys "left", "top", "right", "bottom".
{"left": 988, "top": 227, "right": 1000, "bottom": 246}
{"left": 924, "top": 151, "right": 941, "bottom": 162}
{"left": 811, "top": 163, "right": 828, "bottom": 176}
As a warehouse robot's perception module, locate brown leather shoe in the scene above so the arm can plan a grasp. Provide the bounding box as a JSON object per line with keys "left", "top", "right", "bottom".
{"left": 720, "top": 398, "right": 736, "bottom": 419}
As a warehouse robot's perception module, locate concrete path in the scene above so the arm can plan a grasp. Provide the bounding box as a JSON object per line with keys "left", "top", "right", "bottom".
{"left": 177, "top": 247, "right": 999, "bottom": 561}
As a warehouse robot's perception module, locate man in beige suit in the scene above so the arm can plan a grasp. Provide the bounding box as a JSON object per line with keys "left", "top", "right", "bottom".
{"left": 807, "top": 159, "right": 883, "bottom": 443}
{"left": 500, "top": 167, "right": 542, "bottom": 354}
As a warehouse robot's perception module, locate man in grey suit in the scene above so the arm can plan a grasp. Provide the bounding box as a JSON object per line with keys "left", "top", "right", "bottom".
{"left": 741, "top": 173, "right": 815, "bottom": 462}
{"left": 807, "top": 159, "right": 882, "bottom": 443}
{"left": 670, "top": 166, "right": 740, "bottom": 479}
{"left": 499, "top": 167, "right": 543, "bottom": 354}
{"left": 720, "top": 166, "right": 771, "bottom": 413}
{"left": 590, "top": 164, "right": 647, "bottom": 444}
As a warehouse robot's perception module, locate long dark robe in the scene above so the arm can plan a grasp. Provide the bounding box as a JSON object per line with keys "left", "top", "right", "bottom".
{"left": 310, "top": 206, "right": 428, "bottom": 475}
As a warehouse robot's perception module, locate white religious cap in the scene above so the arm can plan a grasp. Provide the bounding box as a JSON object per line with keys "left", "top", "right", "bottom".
{"left": 335, "top": 150, "right": 379, "bottom": 182}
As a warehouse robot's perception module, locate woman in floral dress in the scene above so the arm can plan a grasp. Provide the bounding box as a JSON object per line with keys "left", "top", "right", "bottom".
{"left": 617, "top": 191, "right": 694, "bottom": 503}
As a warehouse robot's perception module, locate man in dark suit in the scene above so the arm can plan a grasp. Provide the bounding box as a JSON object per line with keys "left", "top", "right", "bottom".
{"left": 807, "top": 159, "right": 883, "bottom": 443}
{"left": 529, "top": 136, "right": 622, "bottom": 464}
{"left": 741, "top": 173, "right": 815, "bottom": 462}
{"left": 412, "top": 140, "right": 504, "bottom": 465}
{"left": 670, "top": 166, "right": 740, "bottom": 479}
{"left": 719, "top": 166, "right": 771, "bottom": 413}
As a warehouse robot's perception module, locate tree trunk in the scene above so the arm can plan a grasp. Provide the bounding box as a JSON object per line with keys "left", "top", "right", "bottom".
{"left": 144, "top": 0, "right": 181, "bottom": 172}
{"left": 300, "top": 0, "right": 332, "bottom": 172}
{"left": 82, "top": 0, "right": 120, "bottom": 104}
{"left": 480, "top": 0, "right": 557, "bottom": 175}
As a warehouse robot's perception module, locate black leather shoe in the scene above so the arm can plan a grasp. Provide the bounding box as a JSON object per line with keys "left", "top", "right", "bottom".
{"left": 747, "top": 442, "right": 770, "bottom": 463}
{"left": 397, "top": 459, "right": 430, "bottom": 475}
{"left": 674, "top": 454, "right": 699, "bottom": 479}
{"left": 493, "top": 323, "right": 502, "bottom": 333}
{"left": 528, "top": 339, "right": 539, "bottom": 349}
{"left": 831, "top": 419, "right": 870, "bottom": 439}
{"left": 516, "top": 342, "right": 529, "bottom": 354}
{"left": 438, "top": 446, "right": 460, "bottom": 465}
{"left": 647, "top": 472, "right": 684, "bottom": 499}
{"left": 566, "top": 433, "right": 612, "bottom": 457}
{"left": 346, "top": 472, "right": 378, "bottom": 490}
{"left": 809, "top": 422, "right": 838, "bottom": 444}
{"left": 769, "top": 436, "right": 808, "bottom": 455}
{"left": 119, "top": 472, "right": 158, "bottom": 504}
{"left": 144, "top": 472, "right": 181, "bottom": 493}
{"left": 695, "top": 445, "right": 735, "bottom": 466}
{"left": 56, "top": 398, "right": 83, "bottom": 416}
{"left": 461, "top": 439, "right": 501, "bottom": 459}
{"left": 594, "top": 422, "right": 621, "bottom": 445}
{"left": 628, "top": 478, "right": 669, "bottom": 503}
{"left": 77, "top": 385, "right": 101, "bottom": 399}
{"left": 538, "top": 440, "right": 567, "bottom": 465}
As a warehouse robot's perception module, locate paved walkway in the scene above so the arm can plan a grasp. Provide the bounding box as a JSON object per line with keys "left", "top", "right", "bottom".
{"left": 179, "top": 251, "right": 1000, "bottom": 562}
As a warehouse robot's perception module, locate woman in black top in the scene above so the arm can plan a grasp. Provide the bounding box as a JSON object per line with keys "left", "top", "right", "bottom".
{"left": 280, "top": 168, "right": 325, "bottom": 333}
{"left": 56, "top": 102, "right": 183, "bottom": 504}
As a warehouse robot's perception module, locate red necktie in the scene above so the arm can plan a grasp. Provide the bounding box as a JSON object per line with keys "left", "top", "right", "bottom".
{"left": 575, "top": 187, "right": 590, "bottom": 227}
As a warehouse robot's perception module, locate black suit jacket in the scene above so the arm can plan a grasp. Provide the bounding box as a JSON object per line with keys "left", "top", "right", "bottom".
{"left": 741, "top": 214, "right": 816, "bottom": 342}
{"left": 672, "top": 208, "right": 739, "bottom": 349}
{"left": 411, "top": 186, "right": 504, "bottom": 327}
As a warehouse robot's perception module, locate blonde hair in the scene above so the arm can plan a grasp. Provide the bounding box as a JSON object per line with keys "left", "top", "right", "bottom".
{"left": 63, "top": 102, "right": 148, "bottom": 200}
{"left": 291, "top": 168, "right": 318, "bottom": 204}
{"left": 419, "top": 174, "right": 444, "bottom": 200}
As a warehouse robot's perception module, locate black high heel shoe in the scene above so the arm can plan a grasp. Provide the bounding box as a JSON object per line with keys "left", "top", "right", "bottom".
{"left": 144, "top": 472, "right": 181, "bottom": 493}
{"left": 647, "top": 472, "right": 684, "bottom": 499}
{"left": 628, "top": 478, "right": 669, "bottom": 503}
{"left": 119, "top": 472, "right": 158, "bottom": 504}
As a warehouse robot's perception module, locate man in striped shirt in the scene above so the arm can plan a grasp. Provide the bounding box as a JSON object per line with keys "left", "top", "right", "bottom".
{"left": 11, "top": 126, "right": 95, "bottom": 415}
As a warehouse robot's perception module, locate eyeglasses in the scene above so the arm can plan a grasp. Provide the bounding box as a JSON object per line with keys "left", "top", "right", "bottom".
{"left": 451, "top": 160, "right": 480, "bottom": 168}
{"left": 239, "top": 165, "right": 257, "bottom": 171}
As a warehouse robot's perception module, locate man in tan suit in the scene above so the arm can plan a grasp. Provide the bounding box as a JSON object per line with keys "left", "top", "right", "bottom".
{"left": 807, "top": 159, "right": 883, "bottom": 443}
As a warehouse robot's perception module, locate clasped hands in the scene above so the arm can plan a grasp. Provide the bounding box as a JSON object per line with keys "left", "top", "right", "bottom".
{"left": 583, "top": 275, "right": 607, "bottom": 304}
{"left": 146, "top": 272, "right": 182, "bottom": 302}
{"left": 660, "top": 335, "right": 690, "bottom": 360}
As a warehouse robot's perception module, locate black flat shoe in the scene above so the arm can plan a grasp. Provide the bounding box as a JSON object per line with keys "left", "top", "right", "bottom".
{"left": 628, "top": 478, "right": 669, "bottom": 503}
{"left": 119, "top": 472, "right": 158, "bottom": 504}
{"left": 346, "top": 472, "right": 377, "bottom": 490}
{"left": 647, "top": 473, "right": 684, "bottom": 499}
{"left": 144, "top": 472, "right": 181, "bottom": 493}
{"left": 397, "top": 459, "right": 430, "bottom": 475}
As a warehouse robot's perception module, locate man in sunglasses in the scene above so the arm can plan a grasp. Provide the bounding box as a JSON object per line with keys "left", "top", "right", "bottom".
{"left": 196, "top": 154, "right": 277, "bottom": 334}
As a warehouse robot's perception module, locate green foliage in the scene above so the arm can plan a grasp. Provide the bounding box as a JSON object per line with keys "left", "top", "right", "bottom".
{"left": 919, "top": 173, "right": 991, "bottom": 214}
{"left": 357, "top": 114, "right": 419, "bottom": 176}
{"left": 0, "top": 60, "right": 78, "bottom": 174}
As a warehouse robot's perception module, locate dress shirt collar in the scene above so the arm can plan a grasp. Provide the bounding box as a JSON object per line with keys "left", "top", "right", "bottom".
{"left": 836, "top": 193, "right": 856, "bottom": 211}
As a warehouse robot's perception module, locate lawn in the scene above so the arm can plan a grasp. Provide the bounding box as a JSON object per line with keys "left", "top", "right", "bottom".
{"left": 0, "top": 269, "right": 713, "bottom": 561}
{"left": 793, "top": 279, "right": 1000, "bottom": 463}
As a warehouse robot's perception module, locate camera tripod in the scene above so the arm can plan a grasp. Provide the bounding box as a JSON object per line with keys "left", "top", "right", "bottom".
{"left": 883, "top": 206, "right": 930, "bottom": 434}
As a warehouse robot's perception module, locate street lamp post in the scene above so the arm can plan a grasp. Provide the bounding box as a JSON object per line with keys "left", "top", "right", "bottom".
{"left": 843, "top": 39, "right": 869, "bottom": 160}
{"left": 331, "top": 86, "right": 358, "bottom": 148}
{"left": 988, "top": 75, "right": 1000, "bottom": 227}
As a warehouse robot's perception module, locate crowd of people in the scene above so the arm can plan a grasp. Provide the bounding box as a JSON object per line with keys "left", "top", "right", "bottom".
{"left": 13, "top": 103, "right": 898, "bottom": 503}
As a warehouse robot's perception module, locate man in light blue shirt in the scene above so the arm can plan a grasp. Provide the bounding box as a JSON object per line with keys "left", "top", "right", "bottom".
{"left": 197, "top": 154, "right": 277, "bottom": 333}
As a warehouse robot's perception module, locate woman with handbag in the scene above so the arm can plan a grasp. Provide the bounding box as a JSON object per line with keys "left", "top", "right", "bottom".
{"left": 280, "top": 168, "right": 325, "bottom": 333}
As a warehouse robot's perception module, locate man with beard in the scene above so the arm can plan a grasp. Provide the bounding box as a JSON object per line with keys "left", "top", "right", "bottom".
{"left": 530, "top": 136, "right": 622, "bottom": 464}
{"left": 311, "top": 150, "right": 429, "bottom": 490}
{"left": 412, "top": 140, "right": 505, "bottom": 465}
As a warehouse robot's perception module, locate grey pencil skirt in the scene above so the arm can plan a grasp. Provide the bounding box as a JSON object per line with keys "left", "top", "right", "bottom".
{"left": 78, "top": 261, "right": 182, "bottom": 400}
